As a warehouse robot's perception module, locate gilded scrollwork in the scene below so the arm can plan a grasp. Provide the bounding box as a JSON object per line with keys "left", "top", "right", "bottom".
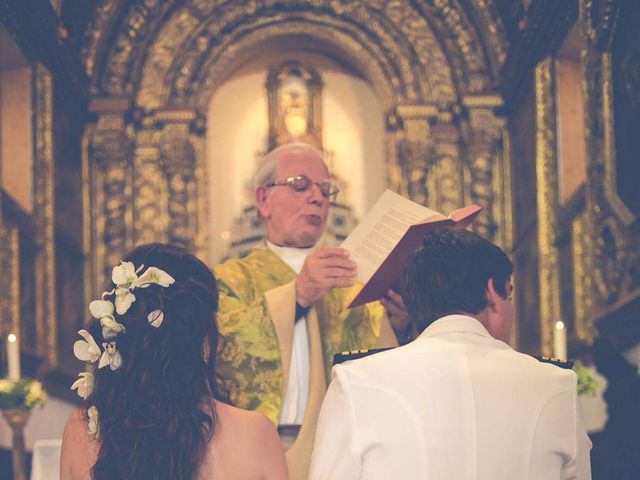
{"left": 91, "top": 114, "right": 134, "bottom": 281}
{"left": 33, "top": 64, "right": 57, "bottom": 365}
{"left": 133, "top": 123, "right": 168, "bottom": 246}
{"left": 397, "top": 139, "right": 431, "bottom": 207}
{"left": 393, "top": 112, "right": 432, "bottom": 206}
{"left": 160, "top": 122, "right": 197, "bottom": 250}
{"left": 102, "top": 0, "right": 166, "bottom": 96}
{"left": 572, "top": 213, "right": 595, "bottom": 342}
{"left": 463, "top": 102, "right": 504, "bottom": 242}
{"left": 583, "top": 0, "right": 622, "bottom": 49}
{"left": 82, "top": 0, "right": 511, "bottom": 324}
{"left": 192, "top": 22, "right": 398, "bottom": 110}
{"left": 135, "top": 8, "right": 199, "bottom": 109}
{"left": 430, "top": 143, "right": 463, "bottom": 215}
{"left": 0, "top": 224, "right": 20, "bottom": 342}
{"left": 591, "top": 219, "right": 628, "bottom": 304}
{"left": 581, "top": 0, "right": 638, "bottom": 312}
{"left": 414, "top": 0, "right": 490, "bottom": 93}
{"left": 81, "top": 0, "right": 119, "bottom": 80}
{"left": 469, "top": 0, "right": 508, "bottom": 67}
{"left": 534, "top": 58, "right": 560, "bottom": 356}
{"left": 103, "top": 0, "right": 480, "bottom": 112}
{"left": 491, "top": 128, "right": 512, "bottom": 250}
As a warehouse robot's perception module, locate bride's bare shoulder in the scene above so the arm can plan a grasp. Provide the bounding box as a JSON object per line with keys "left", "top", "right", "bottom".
{"left": 210, "top": 400, "right": 288, "bottom": 479}
{"left": 214, "top": 400, "right": 276, "bottom": 435}
{"left": 60, "top": 409, "right": 98, "bottom": 480}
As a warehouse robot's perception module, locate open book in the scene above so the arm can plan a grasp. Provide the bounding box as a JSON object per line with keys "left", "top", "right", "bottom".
{"left": 341, "top": 190, "right": 481, "bottom": 308}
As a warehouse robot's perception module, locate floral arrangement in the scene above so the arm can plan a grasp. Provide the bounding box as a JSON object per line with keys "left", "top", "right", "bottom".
{"left": 0, "top": 377, "right": 47, "bottom": 410}
{"left": 572, "top": 361, "right": 597, "bottom": 396}
{"left": 72, "top": 260, "right": 175, "bottom": 437}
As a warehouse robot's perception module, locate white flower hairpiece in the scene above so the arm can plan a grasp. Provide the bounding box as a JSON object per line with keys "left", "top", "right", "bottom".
{"left": 104, "top": 261, "right": 176, "bottom": 315}
{"left": 87, "top": 405, "right": 99, "bottom": 438}
{"left": 71, "top": 261, "right": 175, "bottom": 410}
{"left": 73, "top": 330, "right": 101, "bottom": 363}
{"left": 71, "top": 372, "right": 94, "bottom": 400}
{"left": 99, "top": 342, "right": 123, "bottom": 371}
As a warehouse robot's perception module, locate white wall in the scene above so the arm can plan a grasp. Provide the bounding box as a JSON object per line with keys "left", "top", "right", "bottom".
{"left": 206, "top": 55, "right": 386, "bottom": 263}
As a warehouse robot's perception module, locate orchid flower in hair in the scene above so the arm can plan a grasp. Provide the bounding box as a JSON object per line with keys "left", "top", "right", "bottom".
{"left": 71, "top": 372, "right": 95, "bottom": 400}
{"left": 133, "top": 267, "right": 175, "bottom": 289}
{"left": 99, "top": 342, "right": 123, "bottom": 371}
{"left": 107, "top": 262, "right": 175, "bottom": 315}
{"left": 108, "top": 261, "right": 142, "bottom": 314}
{"left": 114, "top": 287, "right": 136, "bottom": 315}
{"left": 111, "top": 261, "right": 142, "bottom": 287}
{"left": 147, "top": 310, "right": 164, "bottom": 328}
{"left": 74, "top": 330, "right": 101, "bottom": 363}
{"left": 87, "top": 406, "right": 99, "bottom": 437}
{"left": 89, "top": 299, "right": 125, "bottom": 339}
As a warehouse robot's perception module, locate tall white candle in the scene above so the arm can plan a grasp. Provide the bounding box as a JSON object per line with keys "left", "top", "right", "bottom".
{"left": 553, "top": 321, "right": 567, "bottom": 361}
{"left": 7, "top": 333, "right": 21, "bottom": 380}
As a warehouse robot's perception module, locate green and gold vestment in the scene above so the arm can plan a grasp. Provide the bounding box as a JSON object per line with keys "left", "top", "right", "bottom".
{"left": 214, "top": 245, "right": 397, "bottom": 480}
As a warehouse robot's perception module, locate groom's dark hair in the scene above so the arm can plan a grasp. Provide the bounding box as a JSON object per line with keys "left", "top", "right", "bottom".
{"left": 402, "top": 228, "right": 513, "bottom": 332}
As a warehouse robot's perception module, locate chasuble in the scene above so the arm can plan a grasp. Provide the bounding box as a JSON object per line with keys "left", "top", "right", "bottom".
{"left": 213, "top": 245, "right": 396, "bottom": 479}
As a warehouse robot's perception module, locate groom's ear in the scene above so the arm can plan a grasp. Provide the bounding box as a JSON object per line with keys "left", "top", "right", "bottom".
{"left": 485, "top": 278, "right": 499, "bottom": 312}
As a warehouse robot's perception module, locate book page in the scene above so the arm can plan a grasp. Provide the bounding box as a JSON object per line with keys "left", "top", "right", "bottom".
{"left": 341, "top": 190, "right": 440, "bottom": 283}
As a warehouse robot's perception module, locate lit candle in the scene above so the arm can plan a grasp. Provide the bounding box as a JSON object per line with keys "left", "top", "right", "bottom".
{"left": 7, "top": 333, "right": 21, "bottom": 380}
{"left": 553, "top": 321, "right": 567, "bottom": 361}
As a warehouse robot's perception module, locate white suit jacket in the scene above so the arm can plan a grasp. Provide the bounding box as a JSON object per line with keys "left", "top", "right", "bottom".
{"left": 309, "top": 314, "right": 592, "bottom": 480}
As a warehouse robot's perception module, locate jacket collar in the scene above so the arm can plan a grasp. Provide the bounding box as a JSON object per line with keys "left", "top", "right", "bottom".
{"left": 418, "top": 314, "right": 494, "bottom": 341}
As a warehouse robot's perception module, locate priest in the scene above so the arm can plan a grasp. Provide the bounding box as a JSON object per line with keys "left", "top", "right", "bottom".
{"left": 213, "top": 143, "right": 404, "bottom": 480}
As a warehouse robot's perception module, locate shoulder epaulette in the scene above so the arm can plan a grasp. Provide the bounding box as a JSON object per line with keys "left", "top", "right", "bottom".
{"left": 533, "top": 355, "right": 574, "bottom": 370}
{"left": 333, "top": 347, "right": 394, "bottom": 365}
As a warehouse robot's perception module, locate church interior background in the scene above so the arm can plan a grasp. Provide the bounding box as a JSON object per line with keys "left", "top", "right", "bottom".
{"left": 0, "top": 0, "right": 638, "bottom": 477}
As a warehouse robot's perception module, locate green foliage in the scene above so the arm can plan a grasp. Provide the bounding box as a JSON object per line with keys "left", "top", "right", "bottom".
{"left": 572, "top": 361, "right": 597, "bottom": 396}
{"left": 0, "top": 378, "right": 47, "bottom": 409}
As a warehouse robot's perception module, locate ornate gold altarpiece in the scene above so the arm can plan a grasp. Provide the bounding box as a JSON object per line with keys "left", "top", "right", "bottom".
{"left": 3, "top": 0, "right": 638, "bottom": 387}
{"left": 82, "top": 0, "right": 510, "bottom": 294}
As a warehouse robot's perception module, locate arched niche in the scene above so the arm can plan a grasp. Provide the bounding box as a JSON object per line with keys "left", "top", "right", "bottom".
{"left": 205, "top": 45, "right": 386, "bottom": 262}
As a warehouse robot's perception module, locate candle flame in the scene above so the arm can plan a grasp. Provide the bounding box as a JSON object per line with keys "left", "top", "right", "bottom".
{"left": 8, "top": 333, "right": 17, "bottom": 343}
{"left": 554, "top": 321, "right": 565, "bottom": 330}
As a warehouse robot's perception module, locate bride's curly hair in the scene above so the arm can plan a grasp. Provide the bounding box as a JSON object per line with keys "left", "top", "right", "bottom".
{"left": 84, "top": 243, "right": 227, "bottom": 480}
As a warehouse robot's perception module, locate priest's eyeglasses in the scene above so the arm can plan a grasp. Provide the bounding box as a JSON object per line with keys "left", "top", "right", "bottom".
{"left": 266, "top": 175, "right": 339, "bottom": 199}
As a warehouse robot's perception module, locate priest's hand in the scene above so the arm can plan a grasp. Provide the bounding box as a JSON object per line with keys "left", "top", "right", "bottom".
{"left": 381, "top": 289, "right": 413, "bottom": 344}
{"left": 296, "top": 247, "right": 356, "bottom": 307}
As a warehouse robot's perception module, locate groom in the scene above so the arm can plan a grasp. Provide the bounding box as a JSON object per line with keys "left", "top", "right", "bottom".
{"left": 310, "top": 228, "right": 592, "bottom": 479}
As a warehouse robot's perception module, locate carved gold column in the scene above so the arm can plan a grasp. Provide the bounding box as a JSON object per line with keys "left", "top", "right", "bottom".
{"left": 581, "top": 0, "right": 638, "bottom": 333}
{"left": 384, "top": 111, "right": 403, "bottom": 194}
{"left": 157, "top": 109, "right": 199, "bottom": 251}
{"left": 572, "top": 212, "right": 595, "bottom": 341}
{"left": 133, "top": 117, "right": 168, "bottom": 246}
{"left": 393, "top": 105, "right": 436, "bottom": 206}
{"left": 0, "top": 223, "right": 20, "bottom": 345}
{"left": 33, "top": 64, "right": 56, "bottom": 365}
{"left": 90, "top": 104, "right": 134, "bottom": 281}
{"left": 462, "top": 96, "right": 507, "bottom": 246}
{"left": 429, "top": 111, "right": 464, "bottom": 214}
{"left": 534, "top": 58, "right": 561, "bottom": 356}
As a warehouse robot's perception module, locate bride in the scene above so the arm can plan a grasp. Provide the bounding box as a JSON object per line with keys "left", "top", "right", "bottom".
{"left": 60, "top": 243, "right": 288, "bottom": 479}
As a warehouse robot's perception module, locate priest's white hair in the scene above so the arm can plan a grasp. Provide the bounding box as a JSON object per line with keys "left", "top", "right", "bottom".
{"left": 253, "top": 142, "right": 325, "bottom": 191}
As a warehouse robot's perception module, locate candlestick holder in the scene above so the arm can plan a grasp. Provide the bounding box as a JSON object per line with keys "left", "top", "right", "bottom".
{"left": 2, "top": 407, "right": 31, "bottom": 480}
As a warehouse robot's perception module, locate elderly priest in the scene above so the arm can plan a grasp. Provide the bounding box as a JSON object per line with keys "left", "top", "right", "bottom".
{"left": 213, "top": 143, "right": 403, "bottom": 480}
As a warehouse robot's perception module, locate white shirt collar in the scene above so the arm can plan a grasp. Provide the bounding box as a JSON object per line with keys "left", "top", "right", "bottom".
{"left": 266, "top": 240, "right": 314, "bottom": 274}
{"left": 419, "top": 314, "right": 494, "bottom": 340}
